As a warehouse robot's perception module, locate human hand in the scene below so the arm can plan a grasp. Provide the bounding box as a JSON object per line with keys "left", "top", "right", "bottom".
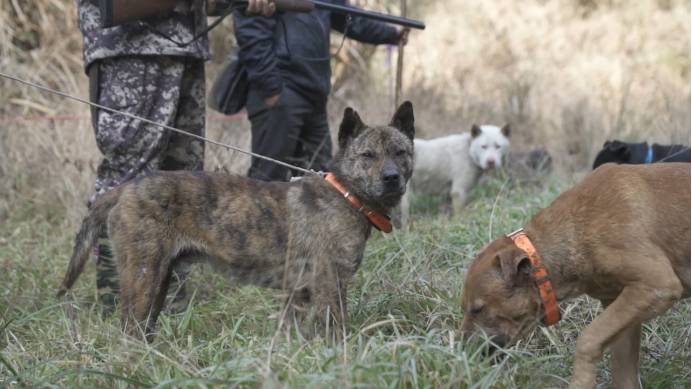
{"left": 395, "top": 25, "right": 410, "bottom": 45}
{"left": 246, "top": 0, "right": 277, "bottom": 17}
{"left": 264, "top": 93, "right": 281, "bottom": 107}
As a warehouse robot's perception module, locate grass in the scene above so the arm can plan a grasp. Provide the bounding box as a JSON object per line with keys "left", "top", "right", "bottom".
{"left": 0, "top": 0, "right": 689, "bottom": 387}
{"left": 1, "top": 175, "right": 689, "bottom": 388}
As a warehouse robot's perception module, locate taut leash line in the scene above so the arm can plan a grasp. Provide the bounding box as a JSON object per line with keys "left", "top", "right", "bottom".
{"left": 0, "top": 72, "right": 313, "bottom": 175}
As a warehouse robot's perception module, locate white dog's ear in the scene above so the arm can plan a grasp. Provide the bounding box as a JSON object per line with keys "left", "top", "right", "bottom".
{"left": 501, "top": 124, "right": 511, "bottom": 137}
{"left": 471, "top": 124, "right": 482, "bottom": 138}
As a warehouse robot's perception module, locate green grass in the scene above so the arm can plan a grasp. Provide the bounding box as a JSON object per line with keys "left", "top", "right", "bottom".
{"left": 0, "top": 175, "right": 689, "bottom": 388}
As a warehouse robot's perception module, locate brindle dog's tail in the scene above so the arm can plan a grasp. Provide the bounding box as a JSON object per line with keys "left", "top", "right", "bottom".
{"left": 56, "top": 186, "right": 124, "bottom": 298}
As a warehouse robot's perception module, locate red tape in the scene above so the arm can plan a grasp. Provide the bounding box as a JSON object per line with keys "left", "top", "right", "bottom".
{"left": 0, "top": 110, "right": 393, "bottom": 122}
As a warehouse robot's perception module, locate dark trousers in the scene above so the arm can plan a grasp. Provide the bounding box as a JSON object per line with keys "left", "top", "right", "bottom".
{"left": 245, "top": 86, "right": 333, "bottom": 182}
{"left": 87, "top": 55, "right": 204, "bottom": 314}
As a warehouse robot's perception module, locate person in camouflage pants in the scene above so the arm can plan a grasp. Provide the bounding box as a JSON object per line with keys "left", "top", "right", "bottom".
{"left": 77, "top": 0, "right": 210, "bottom": 317}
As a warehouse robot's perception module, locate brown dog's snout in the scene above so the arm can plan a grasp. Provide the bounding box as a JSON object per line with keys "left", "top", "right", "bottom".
{"left": 461, "top": 330, "right": 504, "bottom": 355}
{"left": 460, "top": 330, "right": 474, "bottom": 343}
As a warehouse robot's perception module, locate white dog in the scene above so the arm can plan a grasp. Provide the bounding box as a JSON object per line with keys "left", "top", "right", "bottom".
{"left": 397, "top": 124, "right": 511, "bottom": 227}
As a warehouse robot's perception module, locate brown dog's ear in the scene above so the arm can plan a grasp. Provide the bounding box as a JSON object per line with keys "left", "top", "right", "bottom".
{"left": 471, "top": 124, "right": 482, "bottom": 138}
{"left": 338, "top": 107, "right": 367, "bottom": 149}
{"left": 501, "top": 124, "right": 511, "bottom": 137}
{"left": 495, "top": 247, "right": 532, "bottom": 285}
{"left": 389, "top": 101, "right": 415, "bottom": 142}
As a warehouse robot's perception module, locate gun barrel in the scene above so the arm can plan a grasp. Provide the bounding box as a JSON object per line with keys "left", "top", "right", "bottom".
{"left": 306, "top": 0, "right": 425, "bottom": 30}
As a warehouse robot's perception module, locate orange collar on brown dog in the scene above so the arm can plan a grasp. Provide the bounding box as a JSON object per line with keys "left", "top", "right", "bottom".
{"left": 507, "top": 228, "right": 561, "bottom": 326}
{"left": 325, "top": 173, "right": 393, "bottom": 233}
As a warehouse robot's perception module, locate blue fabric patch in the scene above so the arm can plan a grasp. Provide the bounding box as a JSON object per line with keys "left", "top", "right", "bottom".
{"left": 645, "top": 147, "right": 653, "bottom": 164}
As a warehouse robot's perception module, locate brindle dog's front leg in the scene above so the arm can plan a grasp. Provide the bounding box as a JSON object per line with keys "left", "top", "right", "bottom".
{"left": 571, "top": 267, "right": 682, "bottom": 389}
{"left": 601, "top": 299, "right": 642, "bottom": 389}
{"left": 312, "top": 263, "right": 352, "bottom": 343}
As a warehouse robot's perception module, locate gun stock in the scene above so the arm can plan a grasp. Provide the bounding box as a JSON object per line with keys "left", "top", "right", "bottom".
{"left": 97, "top": 0, "right": 180, "bottom": 28}
{"left": 95, "top": 0, "right": 423, "bottom": 30}
{"left": 96, "top": 0, "right": 315, "bottom": 28}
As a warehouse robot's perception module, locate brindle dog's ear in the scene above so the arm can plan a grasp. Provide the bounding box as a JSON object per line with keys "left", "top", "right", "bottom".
{"left": 494, "top": 247, "right": 532, "bottom": 286}
{"left": 389, "top": 101, "right": 415, "bottom": 141}
{"left": 338, "top": 107, "right": 367, "bottom": 149}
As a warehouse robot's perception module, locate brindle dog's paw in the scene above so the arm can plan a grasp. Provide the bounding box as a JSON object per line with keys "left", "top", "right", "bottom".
{"left": 269, "top": 304, "right": 309, "bottom": 330}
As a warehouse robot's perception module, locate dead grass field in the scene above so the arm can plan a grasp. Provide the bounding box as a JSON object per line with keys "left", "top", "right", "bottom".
{"left": 0, "top": 0, "right": 690, "bottom": 387}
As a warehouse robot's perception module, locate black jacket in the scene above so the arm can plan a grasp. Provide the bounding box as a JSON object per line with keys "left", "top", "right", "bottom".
{"left": 233, "top": 0, "right": 398, "bottom": 105}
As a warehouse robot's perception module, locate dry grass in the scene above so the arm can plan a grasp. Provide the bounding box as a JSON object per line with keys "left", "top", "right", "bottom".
{"left": 0, "top": 0, "right": 690, "bottom": 387}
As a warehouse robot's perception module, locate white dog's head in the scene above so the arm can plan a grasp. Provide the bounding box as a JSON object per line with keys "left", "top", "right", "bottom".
{"left": 468, "top": 124, "right": 511, "bottom": 170}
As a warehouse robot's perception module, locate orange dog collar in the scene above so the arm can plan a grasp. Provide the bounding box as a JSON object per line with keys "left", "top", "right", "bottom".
{"left": 507, "top": 228, "right": 561, "bottom": 326}
{"left": 324, "top": 173, "right": 393, "bottom": 233}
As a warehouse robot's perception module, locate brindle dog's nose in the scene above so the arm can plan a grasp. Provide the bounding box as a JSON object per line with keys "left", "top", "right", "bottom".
{"left": 382, "top": 169, "right": 400, "bottom": 186}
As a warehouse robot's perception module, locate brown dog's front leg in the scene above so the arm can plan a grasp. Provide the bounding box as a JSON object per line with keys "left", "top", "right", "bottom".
{"left": 601, "top": 299, "right": 642, "bottom": 389}
{"left": 610, "top": 323, "right": 643, "bottom": 389}
{"left": 572, "top": 282, "right": 681, "bottom": 389}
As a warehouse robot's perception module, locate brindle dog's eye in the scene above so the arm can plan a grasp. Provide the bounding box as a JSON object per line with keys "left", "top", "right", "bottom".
{"left": 396, "top": 149, "right": 406, "bottom": 157}
{"left": 471, "top": 306, "right": 484, "bottom": 316}
{"left": 362, "top": 152, "right": 374, "bottom": 159}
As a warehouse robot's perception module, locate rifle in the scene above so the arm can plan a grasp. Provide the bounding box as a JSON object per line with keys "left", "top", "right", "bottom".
{"left": 93, "top": 0, "right": 425, "bottom": 30}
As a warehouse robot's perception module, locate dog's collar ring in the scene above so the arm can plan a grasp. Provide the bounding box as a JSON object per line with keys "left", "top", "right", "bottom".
{"left": 507, "top": 228, "right": 561, "bottom": 327}
{"left": 324, "top": 173, "right": 393, "bottom": 233}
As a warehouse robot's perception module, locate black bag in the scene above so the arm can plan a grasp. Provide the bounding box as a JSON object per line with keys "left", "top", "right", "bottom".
{"left": 207, "top": 48, "right": 249, "bottom": 115}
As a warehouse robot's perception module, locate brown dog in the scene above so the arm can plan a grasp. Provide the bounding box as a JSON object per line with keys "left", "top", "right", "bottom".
{"left": 460, "top": 163, "right": 690, "bottom": 388}
{"left": 56, "top": 102, "right": 416, "bottom": 342}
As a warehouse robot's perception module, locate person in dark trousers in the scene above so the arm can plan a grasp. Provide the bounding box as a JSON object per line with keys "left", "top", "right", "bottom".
{"left": 76, "top": 0, "right": 274, "bottom": 317}
{"left": 233, "top": 1, "right": 410, "bottom": 181}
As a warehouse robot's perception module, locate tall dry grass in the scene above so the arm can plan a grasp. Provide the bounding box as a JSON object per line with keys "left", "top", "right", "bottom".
{"left": 395, "top": 0, "right": 691, "bottom": 171}
{"left": 0, "top": 1, "right": 689, "bottom": 386}
{"left": 1, "top": 0, "right": 689, "bottom": 212}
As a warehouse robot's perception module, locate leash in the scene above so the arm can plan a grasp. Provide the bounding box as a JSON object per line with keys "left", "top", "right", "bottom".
{"left": 0, "top": 71, "right": 313, "bottom": 175}
{"left": 394, "top": 0, "right": 406, "bottom": 108}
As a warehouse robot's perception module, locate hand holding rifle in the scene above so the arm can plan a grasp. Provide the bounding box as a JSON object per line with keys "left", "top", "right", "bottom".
{"left": 245, "top": 0, "right": 277, "bottom": 16}
{"left": 394, "top": 25, "right": 410, "bottom": 45}
{"left": 189, "top": 0, "right": 276, "bottom": 18}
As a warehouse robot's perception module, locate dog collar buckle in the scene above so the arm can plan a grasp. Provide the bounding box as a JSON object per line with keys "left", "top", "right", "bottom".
{"left": 324, "top": 173, "right": 393, "bottom": 233}
{"left": 507, "top": 228, "right": 525, "bottom": 238}
{"left": 508, "top": 228, "right": 561, "bottom": 327}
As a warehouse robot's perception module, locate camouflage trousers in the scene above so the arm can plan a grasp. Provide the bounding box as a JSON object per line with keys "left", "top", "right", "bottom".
{"left": 88, "top": 55, "right": 206, "bottom": 316}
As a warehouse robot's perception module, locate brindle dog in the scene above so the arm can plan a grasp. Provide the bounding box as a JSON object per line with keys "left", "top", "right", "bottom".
{"left": 57, "top": 102, "right": 416, "bottom": 342}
